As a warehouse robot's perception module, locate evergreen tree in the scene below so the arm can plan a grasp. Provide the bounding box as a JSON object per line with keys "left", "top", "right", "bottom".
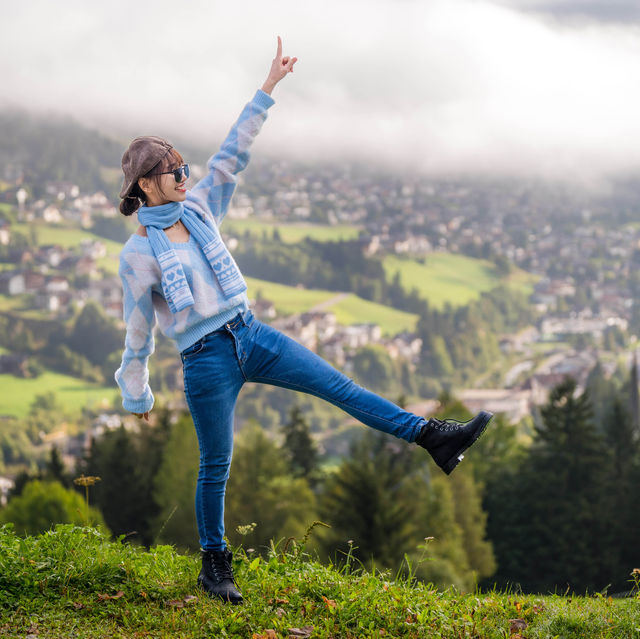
{"left": 449, "top": 469, "right": 496, "bottom": 582}
{"left": 603, "top": 398, "right": 640, "bottom": 589}
{"left": 629, "top": 351, "right": 639, "bottom": 432}
{"left": 318, "top": 431, "right": 417, "bottom": 571}
{"left": 44, "top": 446, "right": 69, "bottom": 488}
{"left": 585, "top": 361, "right": 617, "bottom": 433}
{"left": 411, "top": 476, "right": 472, "bottom": 591}
{"left": 281, "top": 405, "right": 318, "bottom": 481}
{"left": 152, "top": 413, "right": 199, "bottom": 551}
{"left": 485, "top": 378, "right": 614, "bottom": 593}
{"left": 351, "top": 345, "right": 396, "bottom": 392}
{"left": 225, "top": 421, "right": 317, "bottom": 553}
{"left": 80, "top": 411, "right": 171, "bottom": 546}
{"left": 66, "top": 302, "right": 122, "bottom": 367}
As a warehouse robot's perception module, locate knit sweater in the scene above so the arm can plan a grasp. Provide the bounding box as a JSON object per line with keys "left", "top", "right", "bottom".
{"left": 114, "top": 89, "right": 275, "bottom": 414}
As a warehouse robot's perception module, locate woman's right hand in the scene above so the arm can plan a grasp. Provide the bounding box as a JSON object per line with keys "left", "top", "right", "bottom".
{"left": 132, "top": 411, "right": 150, "bottom": 422}
{"left": 261, "top": 36, "right": 297, "bottom": 95}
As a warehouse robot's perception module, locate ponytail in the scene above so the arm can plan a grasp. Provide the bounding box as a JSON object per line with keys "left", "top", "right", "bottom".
{"left": 119, "top": 183, "right": 145, "bottom": 216}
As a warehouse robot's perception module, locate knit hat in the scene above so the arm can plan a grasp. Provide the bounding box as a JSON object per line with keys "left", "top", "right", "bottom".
{"left": 119, "top": 136, "right": 173, "bottom": 199}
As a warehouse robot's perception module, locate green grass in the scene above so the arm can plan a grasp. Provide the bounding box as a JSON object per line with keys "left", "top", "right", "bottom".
{"left": 245, "top": 277, "right": 419, "bottom": 336}
{"left": 245, "top": 277, "right": 337, "bottom": 315}
{"left": 0, "top": 293, "right": 28, "bottom": 312}
{"left": 383, "top": 253, "right": 538, "bottom": 310}
{"left": 11, "top": 222, "right": 124, "bottom": 276}
{"left": 0, "top": 372, "right": 119, "bottom": 418}
{"left": 1, "top": 525, "right": 638, "bottom": 638}
{"left": 329, "top": 295, "right": 418, "bottom": 335}
{"left": 223, "top": 219, "right": 362, "bottom": 244}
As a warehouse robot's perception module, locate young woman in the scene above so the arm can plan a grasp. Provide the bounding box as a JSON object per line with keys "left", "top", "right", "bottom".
{"left": 115, "top": 37, "right": 492, "bottom": 604}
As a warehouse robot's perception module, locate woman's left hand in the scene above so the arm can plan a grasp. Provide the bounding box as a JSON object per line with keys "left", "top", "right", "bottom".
{"left": 261, "top": 36, "right": 297, "bottom": 95}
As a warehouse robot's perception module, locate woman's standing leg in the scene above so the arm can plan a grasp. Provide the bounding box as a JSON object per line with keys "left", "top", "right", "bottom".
{"left": 181, "top": 327, "right": 247, "bottom": 604}
{"left": 181, "top": 331, "right": 244, "bottom": 552}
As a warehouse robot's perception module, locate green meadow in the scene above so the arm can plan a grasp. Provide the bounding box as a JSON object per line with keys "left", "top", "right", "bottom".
{"left": 223, "top": 219, "right": 362, "bottom": 243}
{"left": 0, "top": 372, "right": 118, "bottom": 418}
{"left": 383, "top": 253, "right": 538, "bottom": 310}
{"left": 11, "top": 222, "right": 124, "bottom": 276}
{"left": 245, "top": 277, "right": 418, "bottom": 336}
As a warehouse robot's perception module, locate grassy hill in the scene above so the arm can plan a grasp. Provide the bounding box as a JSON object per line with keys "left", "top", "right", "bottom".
{"left": 11, "top": 222, "right": 125, "bottom": 276}
{"left": 245, "top": 277, "right": 419, "bottom": 336}
{"left": 223, "top": 219, "right": 362, "bottom": 244}
{"left": 1, "top": 524, "right": 638, "bottom": 638}
{"left": 0, "top": 372, "right": 119, "bottom": 418}
{"left": 383, "top": 253, "right": 538, "bottom": 310}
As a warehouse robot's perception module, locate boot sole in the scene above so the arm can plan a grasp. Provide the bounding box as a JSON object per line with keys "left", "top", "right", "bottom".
{"left": 441, "top": 410, "right": 493, "bottom": 475}
{"left": 197, "top": 577, "right": 244, "bottom": 605}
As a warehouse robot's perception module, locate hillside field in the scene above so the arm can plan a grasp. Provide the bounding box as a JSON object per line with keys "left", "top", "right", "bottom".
{"left": 245, "top": 277, "right": 419, "bottom": 336}
{"left": 383, "top": 253, "right": 538, "bottom": 309}
{"left": 11, "top": 222, "right": 124, "bottom": 276}
{"left": 222, "top": 219, "right": 362, "bottom": 243}
{"left": 0, "top": 371, "right": 118, "bottom": 418}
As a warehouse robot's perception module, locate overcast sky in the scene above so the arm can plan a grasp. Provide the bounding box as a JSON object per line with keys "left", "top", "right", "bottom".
{"left": 1, "top": 0, "right": 639, "bottom": 182}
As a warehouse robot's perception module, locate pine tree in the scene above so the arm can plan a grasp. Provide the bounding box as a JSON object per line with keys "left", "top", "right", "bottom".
{"left": 485, "top": 378, "right": 613, "bottom": 593}
{"left": 44, "top": 446, "right": 68, "bottom": 488}
{"left": 449, "top": 469, "right": 496, "bottom": 582}
{"left": 281, "top": 405, "right": 318, "bottom": 480}
{"left": 81, "top": 416, "right": 170, "bottom": 546}
{"left": 318, "top": 431, "right": 417, "bottom": 571}
{"left": 152, "top": 413, "right": 199, "bottom": 551}
{"left": 629, "top": 351, "right": 639, "bottom": 432}
{"left": 225, "top": 421, "right": 317, "bottom": 553}
{"left": 603, "top": 398, "right": 640, "bottom": 590}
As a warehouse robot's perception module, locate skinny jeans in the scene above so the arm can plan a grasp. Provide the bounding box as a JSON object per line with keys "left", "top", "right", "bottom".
{"left": 180, "top": 308, "right": 426, "bottom": 551}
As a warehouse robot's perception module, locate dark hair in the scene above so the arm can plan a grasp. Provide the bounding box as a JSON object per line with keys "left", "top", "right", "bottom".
{"left": 119, "top": 148, "right": 185, "bottom": 216}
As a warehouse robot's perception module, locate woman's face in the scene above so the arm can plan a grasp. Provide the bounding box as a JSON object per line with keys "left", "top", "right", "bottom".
{"left": 138, "top": 155, "right": 188, "bottom": 207}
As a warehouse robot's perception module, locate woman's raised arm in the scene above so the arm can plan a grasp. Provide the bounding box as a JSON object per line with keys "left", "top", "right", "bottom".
{"left": 186, "top": 36, "right": 298, "bottom": 227}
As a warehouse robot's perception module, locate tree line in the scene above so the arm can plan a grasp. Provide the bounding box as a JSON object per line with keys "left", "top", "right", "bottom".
{"left": 3, "top": 366, "right": 639, "bottom": 595}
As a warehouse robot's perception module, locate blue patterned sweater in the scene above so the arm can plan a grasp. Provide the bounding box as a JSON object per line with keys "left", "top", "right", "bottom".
{"left": 114, "top": 89, "right": 275, "bottom": 413}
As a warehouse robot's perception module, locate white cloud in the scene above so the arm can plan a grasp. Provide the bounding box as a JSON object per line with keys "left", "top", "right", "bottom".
{"left": 1, "top": 0, "right": 639, "bottom": 181}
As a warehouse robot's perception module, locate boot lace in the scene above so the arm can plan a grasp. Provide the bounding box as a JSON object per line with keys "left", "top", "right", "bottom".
{"left": 430, "top": 417, "right": 464, "bottom": 432}
{"left": 208, "top": 551, "right": 234, "bottom": 581}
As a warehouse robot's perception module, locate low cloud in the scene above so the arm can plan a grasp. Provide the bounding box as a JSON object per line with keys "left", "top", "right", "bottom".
{"left": 1, "top": 0, "right": 639, "bottom": 181}
{"left": 495, "top": 0, "right": 640, "bottom": 25}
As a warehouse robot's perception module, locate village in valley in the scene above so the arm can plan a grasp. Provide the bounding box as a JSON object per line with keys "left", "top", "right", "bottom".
{"left": 1, "top": 158, "right": 639, "bottom": 496}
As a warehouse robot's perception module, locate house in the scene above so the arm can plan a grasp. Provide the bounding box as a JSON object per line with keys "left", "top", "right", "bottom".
{"left": 37, "top": 245, "right": 67, "bottom": 267}
{"left": 0, "top": 221, "right": 10, "bottom": 245}
{"left": 0, "top": 353, "right": 30, "bottom": 376}
{"left": 253, "top": 298, "right": 277, "bottom": 320}
{"left": 457, "top": 388, "right": 533, "bottom": 424}
{"left": 35, "top": 291, "right": 73, "bottom": 313}
{"left": 79, "top": 239, "right": 107, "bottom": 259}
{"left": 0, "top": 270, "right": 25, "bottom": 295}
{"left": 42, "top": 205, "right": 63, "bottom": 224}
{"left": 23, "top": 270, "right": 46, "bottom": 292}
{"left": 45, "top": 181, "right": 79, "bottom": 200}
{"left": 0, "top": 476, "right": 14, "bottom": 507}
{"left": 45, "top": 275, "right": 70, "bottom": 293}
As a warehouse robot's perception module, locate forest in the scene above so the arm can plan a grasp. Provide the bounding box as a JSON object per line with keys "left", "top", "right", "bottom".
{"left": 4, "top": 364, "right": 640, "bottom": 596}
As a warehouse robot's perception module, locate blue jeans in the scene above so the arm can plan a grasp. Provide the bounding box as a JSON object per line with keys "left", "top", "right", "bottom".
{"left": 180, "top": 309, "right": 427, "bottom": 551}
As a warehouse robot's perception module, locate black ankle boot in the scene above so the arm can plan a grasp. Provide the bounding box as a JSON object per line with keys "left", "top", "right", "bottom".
{"left": 198, "top": 548, "right": 243, "bottom": 604}
{"left": 415, "top": 410, "right": 493, "bottom": 475}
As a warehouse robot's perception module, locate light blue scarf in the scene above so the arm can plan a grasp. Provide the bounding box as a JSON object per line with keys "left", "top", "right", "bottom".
{"left": 137, "top": 201, "right": 247, "bottom": 313}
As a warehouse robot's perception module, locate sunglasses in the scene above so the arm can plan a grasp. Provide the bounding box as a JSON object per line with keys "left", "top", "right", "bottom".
{"left": 152, "top": 164, "right": 190, "bottom": 182}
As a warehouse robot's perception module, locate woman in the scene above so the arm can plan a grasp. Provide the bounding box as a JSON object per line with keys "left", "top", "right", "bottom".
{"left": 115, "top": 37, "right": 492, "bottom": 604}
